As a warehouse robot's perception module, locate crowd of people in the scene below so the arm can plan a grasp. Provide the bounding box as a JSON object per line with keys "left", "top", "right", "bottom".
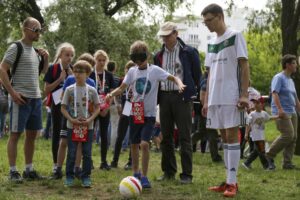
{"left": 0, "top": 3, "right": 299, "bottom": 198}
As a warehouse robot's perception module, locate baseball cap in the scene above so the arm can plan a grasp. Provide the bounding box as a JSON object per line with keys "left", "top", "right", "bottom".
{"left": 157, "top": 21, "right": 177, "bottom": 36}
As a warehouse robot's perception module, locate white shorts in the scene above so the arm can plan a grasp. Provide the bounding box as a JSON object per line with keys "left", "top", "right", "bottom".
{"left": 206, "top": 105, "right": 240, "bottom": 129}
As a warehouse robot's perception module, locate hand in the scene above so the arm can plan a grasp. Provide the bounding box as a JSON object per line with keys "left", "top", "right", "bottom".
{"left": 79, "top": 118, "right": 91, "bottom": 126}
{"left": 105, "top": 93, "right": 112, "bottom": 103}
{"left": 178, "top": 84, "right": 186, "bottom": 93}
{"left": 201, "top": 103, "right": 208, "bottom": 117}
{"left": 11, "top": 91, "right": 27, "bottom": 105}
{"left": 71, "top": 118, "right": 82, "bottom": 125}
{"left": 37, "top": 48, "right": 49, "bottom": 61}
{"left": 278, "top": 108, "right": 287, "bottom": 118}
{"left": 237, "top": 96, "right": 249, "bottom": 110}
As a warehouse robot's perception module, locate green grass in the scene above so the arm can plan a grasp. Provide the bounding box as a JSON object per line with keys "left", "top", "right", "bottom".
{"left": 0, "top": 121, "right": 300, "bottom": 200}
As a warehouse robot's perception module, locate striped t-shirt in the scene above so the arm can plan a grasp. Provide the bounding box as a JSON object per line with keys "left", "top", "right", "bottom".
{"left": 3, "top": 41, "right": 41, "bottom": 98}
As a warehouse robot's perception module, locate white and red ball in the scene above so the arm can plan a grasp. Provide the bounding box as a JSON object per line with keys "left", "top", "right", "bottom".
{"left": 119, "top": 176, "right": 142, "bottom": 198}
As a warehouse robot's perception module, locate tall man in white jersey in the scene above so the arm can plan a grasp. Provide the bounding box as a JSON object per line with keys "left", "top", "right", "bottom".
{"left": 201, "top": 4, "right": 249, "bottom": 198}
{"left": 0, "top": 17, "right": 49, "bottom": 183}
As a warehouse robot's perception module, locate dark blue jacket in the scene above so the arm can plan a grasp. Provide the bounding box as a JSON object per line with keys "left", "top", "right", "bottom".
{"left": 154, "top": 37, "right": 201, "bottom": 102}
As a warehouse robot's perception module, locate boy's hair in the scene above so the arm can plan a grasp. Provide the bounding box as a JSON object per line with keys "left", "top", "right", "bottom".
{"left": 201, "top": 3, "right": 224, "bottom": 17}
{"left": 77, "top": 53, "right": 95, "bottom": 66}
{"left": 125, "top": 60, "right": 135, "bottom": 71}
{"left": 130, "top": 40, "right": 149, "bottom": 55}
{"left": 107, "top": 61, "right": 117, "bottom": 72}
{"left": 53, "top": 42, "right": 75, "bottom": 64}
{"left": 94, "top": 49, "right": 109, "bottom": 68}
{"left": 282, "top": 54, "right": 297, "bottom": 69}
{"left": 73, "top": 60, "right": 92, "bottom": 75}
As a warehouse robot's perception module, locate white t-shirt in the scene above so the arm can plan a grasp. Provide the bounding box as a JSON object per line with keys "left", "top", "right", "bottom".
{"left": 247, "top": 110, "right": 270, "bottom": 141}
{"left": 205, "top": 28, "right": 248, "bottom": 106}
{"left": 123, "top": 64, "right": 170, "bottom": 117}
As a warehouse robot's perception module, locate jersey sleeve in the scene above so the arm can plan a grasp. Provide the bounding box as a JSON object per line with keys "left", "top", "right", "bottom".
{"left": 235, "top": 32, "right": 248, "bottom": 59}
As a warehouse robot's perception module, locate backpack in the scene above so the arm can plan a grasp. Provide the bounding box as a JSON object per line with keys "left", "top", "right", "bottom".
{"left": 45, "top": 63, "right": 60, "bottom": 107}
{"left": 8, "top": 41, "right": 44, "bottom": 81}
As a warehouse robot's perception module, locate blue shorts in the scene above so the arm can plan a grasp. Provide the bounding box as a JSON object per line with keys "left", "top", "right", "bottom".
{"left": 152, "top": 126, "right": 161, "bottom": 137}
{"left": 129, "top": 116, "right": 155, "bottom": 144}
{"left": 10, "top": 98, "right": 42, "bottom": 133}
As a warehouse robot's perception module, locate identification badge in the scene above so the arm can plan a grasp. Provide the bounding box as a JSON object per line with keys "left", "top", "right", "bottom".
{"left": 122, "top": 101, "right": 132, "bottom": 116}
{"left": 132, "top": 102, "right": 144, "bottom": 124}
{"left": 72, "top": 124, "right": 88, "bottom": 142}
{"left": 99, "top": 94, "right": 110, "bottom": 111}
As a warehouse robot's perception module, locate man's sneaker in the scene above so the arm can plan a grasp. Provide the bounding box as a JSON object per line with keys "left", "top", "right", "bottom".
{"left": 133, "top": 172, "right": 141, "bottom": 180}
{"left": 242, "top": 162, "right": 252, "bottom": 170}
{"left": 64, "top": 177, "right": 74, "bottom": 187}
{"left": 157, "top": 174, "right": 175, "bottom": 181}
{"left": 22, "top": 170, "right": 45, "bottom": 181}
{"left": 141, "top": 176, "right": 151, "bottom": 189}
{"left": 99, "top": 162, "right": 111, "bottom": 171}
{"left": 180, "top": 176, "right": 192, "bottom": 184}
{"left": 283, "top": 164, "right": 296, "bottom": 170}
{"left": 223, "top": 183, "right": 238, "bottom": 197}
{"left": 110, "top": 161, "right": 118, "bottom": 168}
{"left": 50, "top": 170, "right": 63, "bottom": 180}
{"left": 266, "top": 157, "right": 276, "bottom": 170}
{"left": 81, "top": 177, "right": 92, "bottom": 188}
{"left": 124, "top": 162, "right": 132, "bottom": 170}
{"left": 9, "top": 171, "right": 23, "bottom": 183}
{"left": 208, "top": 182, "right": 227, "bottom": 192}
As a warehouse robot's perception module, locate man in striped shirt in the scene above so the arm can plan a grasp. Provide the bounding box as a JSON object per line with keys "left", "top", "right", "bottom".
{"left": 0, "top": 17, "right": 49, "bottom": 183}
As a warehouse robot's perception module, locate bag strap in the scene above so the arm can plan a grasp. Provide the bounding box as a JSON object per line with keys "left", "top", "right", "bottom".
{"left": 10, "top": 41, "right": 23, "bottom": 76}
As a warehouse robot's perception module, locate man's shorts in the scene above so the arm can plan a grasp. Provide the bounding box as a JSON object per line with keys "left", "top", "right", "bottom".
{"left": 60, "top": 117, "right": 68, "bottom": 138}
{"left": 129, "top": 116, "right": 155, "bottom": 144}
{"left": 10, "top": 98, "right": 42, "bottom": 133}
{"left": 206, "top": 105, "right": 240, "bottom": 129}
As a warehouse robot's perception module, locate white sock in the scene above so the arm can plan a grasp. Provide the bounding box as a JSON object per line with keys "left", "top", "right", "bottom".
{"left": 227, "top": 143, "right": 240, "bottom": 185}
{"left": 10, "top": 166, "right": 17, "bottom": 172}
{"left": 223, "top": 143, "right": 228, "bottom": 177}
{"left": 25, "top": 163, "right": 33, "bottom": 172}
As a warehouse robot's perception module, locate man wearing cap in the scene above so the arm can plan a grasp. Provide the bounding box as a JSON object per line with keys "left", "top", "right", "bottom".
{"left": 154, "top": 21, "right": 201, "bottom": 184}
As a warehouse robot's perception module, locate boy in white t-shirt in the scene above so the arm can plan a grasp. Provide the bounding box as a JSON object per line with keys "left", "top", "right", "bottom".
{"left": 201, "top": 4, "right": 250, "bottom": 197}
{"left": 242, "top": 97, "right": 278, "bottom": 170}
{"left": 106, "top": 40, "right": 185, "bottom": 189}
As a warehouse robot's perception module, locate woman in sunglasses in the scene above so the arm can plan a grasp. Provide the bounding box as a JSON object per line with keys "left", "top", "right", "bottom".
{"left": 106, "top": 40, "right": 185, "bottom": 189}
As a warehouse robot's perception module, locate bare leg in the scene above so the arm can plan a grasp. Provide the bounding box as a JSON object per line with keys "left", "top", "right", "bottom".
{"left": 131, "top": 144, "right": 140, "bottom": 174}
{"left": 140, "top": 141, "right": 150, "bottom": 176}
{"left": 7, "top": 132, "right": 21, "bottom": 167}
{"left": 57, "top": 138, "right": 68, "bottom": 167}
{"left": 24, "top": 130, "right": 38, "bottom": 165}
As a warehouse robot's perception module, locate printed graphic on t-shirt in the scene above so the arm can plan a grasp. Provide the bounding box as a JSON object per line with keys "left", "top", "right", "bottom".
{"left": 135, "top": 77, "right": 151, "bottom": 95}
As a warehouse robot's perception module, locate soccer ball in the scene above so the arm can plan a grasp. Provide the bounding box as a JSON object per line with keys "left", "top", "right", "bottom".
{"left": 119, "top": 176, "right": 142, "bottom": 198}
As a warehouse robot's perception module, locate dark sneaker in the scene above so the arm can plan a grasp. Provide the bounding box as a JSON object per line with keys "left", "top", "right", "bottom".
{"left": 141, "top": 176, "right": 151, "bottom": 188}
{"left": 22, "top": 170, "right": 45, "bottom": 180}
{"left": 99, "top": 162, "right": 111, "bottom": 171}
{"left": 283, "top": 164, "right": 296, "bottom": 170}
{"left": 180, "top": 176, "right": 192, "bottom": 184}
{"left": 64, "top": 177, "right": 74, "bottom": 187}
{"left": 110, "top": 161, "right": 118, "bottom": 168}
{"left": 266, "top": 157, "right": 276, "bottom": 170}
{"left": 212, "top": 155, "right": 223, "bottom": 163}
{"left": 124, "top": 162, "right": 132, "bottom": 170}
{"left": 157, "top": 174, "right": 175, "bottom": 181}
{"left": 9, "top": 171, "right": 23, "bottom": 183}
{"left": 50, "top": 170, "right": 63, "bottom": 180}
{"left": 133, "top": 172, "right": 141, "bottom": 180}
{"left": 242, "top": 162, "right": 252, "bottom": 170}
{"left": 81, "top": 177, "right": 92, "bottom": 188}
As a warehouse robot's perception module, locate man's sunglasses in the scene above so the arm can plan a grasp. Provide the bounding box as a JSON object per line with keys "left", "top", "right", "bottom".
{"left": 25, "top": 27, "right": 43, "bottom": 33}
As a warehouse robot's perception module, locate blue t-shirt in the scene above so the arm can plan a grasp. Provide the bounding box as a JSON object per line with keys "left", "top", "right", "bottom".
{"left": 271, "top": 72, "right": 297, "bottom": 115}
{"left": 63, "top": 75, "right": 96, "bottom": 91}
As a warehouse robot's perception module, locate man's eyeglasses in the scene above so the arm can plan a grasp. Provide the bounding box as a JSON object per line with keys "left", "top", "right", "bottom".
{"left": 202, "top": 16, "right": 217, "bottom": 24}
{"left": 25, "top": 27, "right": 43, "bottom": 33}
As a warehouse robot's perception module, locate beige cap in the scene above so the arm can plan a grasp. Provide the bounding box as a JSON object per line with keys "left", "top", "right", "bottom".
{"left": 157, "top": 21, "right": 177, "bottom": 36}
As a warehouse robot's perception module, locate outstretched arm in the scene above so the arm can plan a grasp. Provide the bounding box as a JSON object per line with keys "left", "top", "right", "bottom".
{"left": 167, "top": 75, "right": 186, "bottom": 93}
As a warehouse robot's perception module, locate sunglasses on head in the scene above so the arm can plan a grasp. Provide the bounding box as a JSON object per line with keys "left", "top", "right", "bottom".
{"left": 25, "top": 27, "right": 43, "bottom": 33}
{"left": 129, "top": 52, "right": 147, "bottom": 63}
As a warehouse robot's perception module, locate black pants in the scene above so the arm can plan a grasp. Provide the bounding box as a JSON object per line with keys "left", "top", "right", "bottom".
{"left": 98, "top": 113, "right": 110, "bottom": 164}
{"left": 112, "top": 114, "right": 131, "bottom": 163}
{"left": 159, "top": 92, "right": 193, "bottom": 179}
{"left": 244, "top": 140, "right": 268, "bottom": 168}
{"left": 51, "top": 103, "right": 63, "bottom": 164}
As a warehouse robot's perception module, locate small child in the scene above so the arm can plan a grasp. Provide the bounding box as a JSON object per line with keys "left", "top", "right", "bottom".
{"left": 106, "top": 40, "right": 185, "bottom": 189}
{"left": 242, "top": 96, "right": 277, "bottom": 169}
{"left": 61, "top": 60, "right": 100, "bottom": 187}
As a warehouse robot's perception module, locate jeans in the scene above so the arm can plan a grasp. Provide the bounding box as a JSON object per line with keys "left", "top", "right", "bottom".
{"left": 66, "top": 129, "right": 93, "bottom": 179}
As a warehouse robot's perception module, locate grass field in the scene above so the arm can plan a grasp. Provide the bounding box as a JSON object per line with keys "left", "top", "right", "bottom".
{"left": 0, "top": 122, "right": 300, "bottom": 200}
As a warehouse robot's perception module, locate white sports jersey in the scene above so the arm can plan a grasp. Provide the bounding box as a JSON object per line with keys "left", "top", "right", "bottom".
{"left": 205, "top": 28, "right": 248, "bottom": 106}
{"left": 247, "top": 110, "right": 270, "bottom": 141}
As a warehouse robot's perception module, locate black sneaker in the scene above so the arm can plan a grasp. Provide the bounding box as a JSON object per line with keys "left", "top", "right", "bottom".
{"left": 50, "top": 170, "right": 63, "bottom": 180}
{"left": 266, "top": 157, "right": 276, "bottom": 170}
{"left": 124, "top": 162, "right": 132, "bottom": 170}
{"left": 9, "top": 171, "right": 23, "bottom": 183}
{"left": 157, "top": 174, "right": 175, "bottom": 181}
{"left": 283, "top": 164, "right": 296, "bottom": 170}
{"left": 22, "top": 170, "right": 45, "bottom": 180}
{"left": 110, "top": 161, "right": 118, "bottom": 168}
{"left": 180, "top": 176, "right": 192, "bottom": 184}
{"left": 99, "top": 162, "right": 111, "bottom": 171}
